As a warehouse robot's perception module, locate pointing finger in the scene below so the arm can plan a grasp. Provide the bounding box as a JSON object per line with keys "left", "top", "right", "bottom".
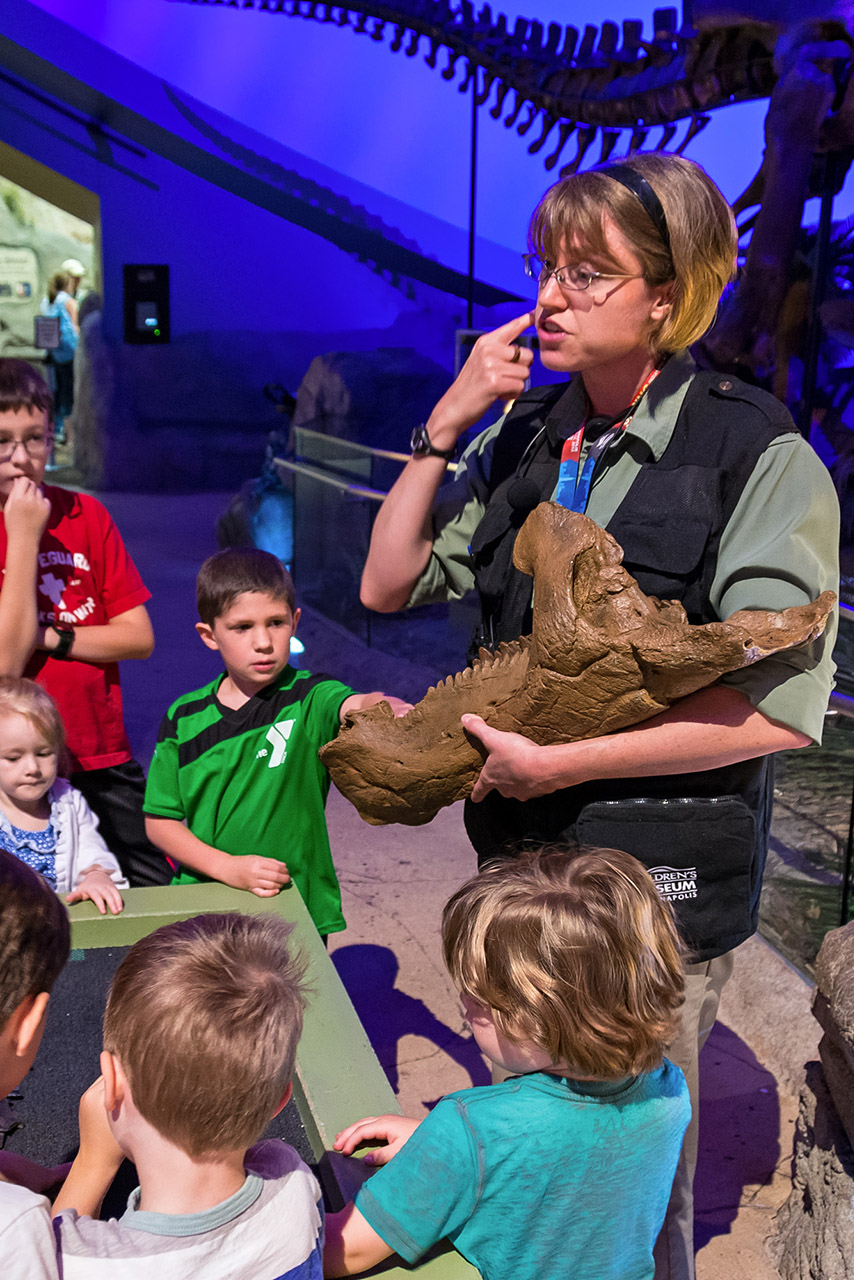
{"left": 492, "top": 310, "right": 536, "bottom": 342}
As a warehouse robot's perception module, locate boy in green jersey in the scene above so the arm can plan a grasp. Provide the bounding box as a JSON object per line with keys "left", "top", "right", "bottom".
{"left": 143, "top": 548, "right": 409, "bottom": 936}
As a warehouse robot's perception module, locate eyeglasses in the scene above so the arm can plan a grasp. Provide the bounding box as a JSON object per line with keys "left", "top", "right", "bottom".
{"left": 0, "top": 435, "right": 51, "bottom": 461}
{"left": 523, "top": 253, "right": 644, "bottom": 295}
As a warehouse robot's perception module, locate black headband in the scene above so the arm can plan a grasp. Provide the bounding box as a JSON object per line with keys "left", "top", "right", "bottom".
{"left": 599, "top": 164, "right": 672, "bottom": 259}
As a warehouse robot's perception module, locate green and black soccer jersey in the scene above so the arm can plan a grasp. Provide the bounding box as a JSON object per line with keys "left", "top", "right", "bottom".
{"left": 144, "top": 666, "right": 354, "bottom": 934}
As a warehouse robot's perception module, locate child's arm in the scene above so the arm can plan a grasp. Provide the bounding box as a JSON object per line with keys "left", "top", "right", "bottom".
{"left": 324, "top": 1114, "right": 422, "bottom": 1273}
{"left": 37, "top": 604, "right": 154, "bottom": 663}
{"left": 52, "top": 1079, "right": 124, "bottom": 1221}
{"left": 62, "top": 787, "right": 126, "bottom": 914}
{"left": 340, "top": 692, "right": 413, "bottom": 721}
{"left": 145, "top": 816, "right": 290, "bottom": 897}
{"left": 0, "top": 477, "right": 50, "bottom": 676}
{"left": 324, "top": 1204, "right": 394, "bottom": 1277}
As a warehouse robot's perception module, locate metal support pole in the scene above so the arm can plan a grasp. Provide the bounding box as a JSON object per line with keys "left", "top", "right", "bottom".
{"left": 466, "top": 64, "right": 479, "bottom": 332}
{"left": 799, "top": 152, "right": 837, "bottom": 438}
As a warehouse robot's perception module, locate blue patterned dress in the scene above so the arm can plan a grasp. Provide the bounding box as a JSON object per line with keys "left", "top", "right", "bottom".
{"left": 0, "top": 820, "right": 58, "bottom": 889}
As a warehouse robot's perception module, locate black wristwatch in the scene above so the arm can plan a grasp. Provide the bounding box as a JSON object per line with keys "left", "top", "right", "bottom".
{"left": 50, "top": 623, "right": 75, "bottom": 660}
{"left": 410, "top": 424, "right": 457, "bottom": 461}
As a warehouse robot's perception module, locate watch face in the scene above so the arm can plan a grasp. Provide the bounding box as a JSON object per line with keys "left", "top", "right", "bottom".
{"left": 410, "top": 425, "right": 428, "bottom": 454}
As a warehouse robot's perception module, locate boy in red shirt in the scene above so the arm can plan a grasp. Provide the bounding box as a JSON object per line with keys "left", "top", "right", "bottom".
{"left": 0, "top": 359, "right": 168, "bottom": 885}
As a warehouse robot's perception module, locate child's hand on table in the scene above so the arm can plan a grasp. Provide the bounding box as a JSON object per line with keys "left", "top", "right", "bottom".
{"left": 66, "top": 867, "right": 124, "bottom": 915}
{"left": 221, "top": 853, "right": 290, "bottom": 898}
{"left": 333, "top": 1114, "right": 421, "bottom": 1167}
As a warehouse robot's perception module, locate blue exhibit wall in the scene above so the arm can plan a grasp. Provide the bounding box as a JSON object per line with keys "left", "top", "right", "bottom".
{"left": 3, "top": 1, "right": 851, "bottom": 489}
{"left": 31, "top": 0, "right": 827, "bottom": 246}
{"left": 0, "top": 2, "right": 528, "bottom": 487}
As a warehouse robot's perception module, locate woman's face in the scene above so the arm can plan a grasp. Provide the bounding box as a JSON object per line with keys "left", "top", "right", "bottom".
{"left": 534, "top": 215, "right": 672, "bottom": 377}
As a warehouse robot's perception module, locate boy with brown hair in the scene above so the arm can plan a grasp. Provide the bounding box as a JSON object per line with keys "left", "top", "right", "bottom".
{"left": 53, "top": 911, "right": 323, "bottom": 1277}
{"left": 0, "top": 358, "right": 165, "bottom": 889}
{"left": 0, "top": 848, "right": 70, "bottom": 1280}
{"left": 325, "top": 847, "right": 690, "bottom": 1280}
{"left": 144, "top": 547, "right": 408, "bottom": 936}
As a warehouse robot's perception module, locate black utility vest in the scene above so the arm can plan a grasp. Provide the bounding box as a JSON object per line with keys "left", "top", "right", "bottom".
{"left": 464, "top": 370, "right": 800, "bottom": 960}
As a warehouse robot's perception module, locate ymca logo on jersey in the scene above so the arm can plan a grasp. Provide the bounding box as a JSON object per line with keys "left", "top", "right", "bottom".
{"left": 256, "top": 721, "right": 294, "bottom": 768}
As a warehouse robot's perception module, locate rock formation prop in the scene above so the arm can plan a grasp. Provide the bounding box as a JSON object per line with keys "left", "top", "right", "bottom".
{"left": 771, "top": 921, "right": 854, "bottom": 1280}
{"left": 320, "top": 503, "right": 835, "bottom": 826}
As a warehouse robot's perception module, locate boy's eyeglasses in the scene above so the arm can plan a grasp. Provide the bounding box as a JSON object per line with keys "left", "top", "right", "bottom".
{"left": 523, "top": 253, "right": 644, "bottom": 296}
{"left": 0, "top": 436, "right": 51, "bottom": 461}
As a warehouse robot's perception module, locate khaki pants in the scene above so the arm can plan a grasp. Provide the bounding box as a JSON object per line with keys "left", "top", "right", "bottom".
{"left": 653, "top": 949, "right": 736, "bottom": 1280}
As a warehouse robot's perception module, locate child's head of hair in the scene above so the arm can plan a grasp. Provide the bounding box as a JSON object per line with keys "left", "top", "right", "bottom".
{"left": 196, "top": 548, "right": 296, "bottom": 626}
{"left": 0, "top": 359, "right": 53, "bottom": 424}
{"left": 0, "top": 677, "right": 65, "bottom": 759}
{"left": 103, "top": 912, "right": 307, "bottom": 1158}
{"left": 0, "top": 848, "right": 70, "bottom": 1033}
{"left": 442, "top": 846, "right": 684, "bottom": 1079}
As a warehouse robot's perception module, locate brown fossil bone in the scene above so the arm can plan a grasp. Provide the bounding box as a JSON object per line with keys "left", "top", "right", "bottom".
{"left": 320, "top": 504, "right": 835, "bottom": 827}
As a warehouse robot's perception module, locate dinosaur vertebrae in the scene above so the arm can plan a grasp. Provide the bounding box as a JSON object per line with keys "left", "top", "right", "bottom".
{"left": 179, "top": 2, "right": 782, "bottom": 172}
{"left": 319, "top": 504, "right": 835, "bottom": 827}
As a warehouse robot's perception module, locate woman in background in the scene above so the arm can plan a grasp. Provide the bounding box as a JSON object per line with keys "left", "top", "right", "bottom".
{"left": 40, "top": 271, "right": 78, "bottom": 444}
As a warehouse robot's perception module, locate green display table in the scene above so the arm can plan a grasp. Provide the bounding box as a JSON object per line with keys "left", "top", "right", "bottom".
{"left": 68, "top": 883, "right": 478, "bottom": 1278}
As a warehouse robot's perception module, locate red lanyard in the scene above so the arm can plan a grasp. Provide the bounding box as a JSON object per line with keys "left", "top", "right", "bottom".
{"left": 556, "top": 366, "right": 661, "bottom": 513}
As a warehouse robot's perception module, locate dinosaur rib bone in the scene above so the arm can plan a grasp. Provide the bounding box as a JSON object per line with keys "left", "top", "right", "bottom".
{"left": 320, "top": 504, "right": 835, "bottom": 827}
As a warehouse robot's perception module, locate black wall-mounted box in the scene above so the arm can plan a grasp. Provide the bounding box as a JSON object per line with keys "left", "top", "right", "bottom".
{"left": 123, "top": 264, "right": 170, "bottom": 344}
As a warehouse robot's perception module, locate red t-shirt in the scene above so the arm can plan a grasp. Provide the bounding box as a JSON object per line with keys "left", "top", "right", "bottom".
{"left": 0, "top": 485, "right": 151, "bottom": 772}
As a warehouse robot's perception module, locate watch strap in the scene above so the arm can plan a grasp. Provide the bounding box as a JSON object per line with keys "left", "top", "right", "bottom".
{"left": 410, "top": 424, "right": 456, "bottom": 462}
{"left": 50, "top": 624, "right": 74, "bottom": 660}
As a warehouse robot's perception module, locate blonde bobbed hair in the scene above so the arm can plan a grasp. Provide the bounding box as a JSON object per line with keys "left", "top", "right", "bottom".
{"left": 529, "top": 153, "right": 738, "bottom": 354}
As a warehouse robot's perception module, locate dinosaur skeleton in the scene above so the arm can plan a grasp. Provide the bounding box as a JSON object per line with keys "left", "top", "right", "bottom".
{"left": 319, "top": 504, "right": 835, "bottom": 827}
{"left": 172, "top": 1, "right": 788, "bottom": 173}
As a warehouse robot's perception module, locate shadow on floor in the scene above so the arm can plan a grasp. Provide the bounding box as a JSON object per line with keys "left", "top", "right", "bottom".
{"left": 694, "top": 1021, "right": 783, "bottom": 1251}
{"left": 332, "top": 944, "right": 491, "bottom": 1097}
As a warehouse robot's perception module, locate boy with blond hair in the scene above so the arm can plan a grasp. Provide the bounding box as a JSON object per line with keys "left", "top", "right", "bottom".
{"left": 144, "top": 548, "right": 408, "bottom": 936}
{"left": 0, "top": 848, "right": 70, "bottom": 1279}
{"left": 326, "top": 847, "right": 690, "bottom": 1280}
{"left": 53, "top": 912, "right": 322, "bottom": 1277}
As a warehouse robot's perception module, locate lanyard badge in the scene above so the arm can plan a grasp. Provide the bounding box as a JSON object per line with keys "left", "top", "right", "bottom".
{"left": 555, "top": 367, "right": 661, "bottom": 515}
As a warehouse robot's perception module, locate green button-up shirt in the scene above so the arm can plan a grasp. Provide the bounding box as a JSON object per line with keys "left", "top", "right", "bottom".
{"left": 409, "top": 351, "right": 839, "bottom": 742}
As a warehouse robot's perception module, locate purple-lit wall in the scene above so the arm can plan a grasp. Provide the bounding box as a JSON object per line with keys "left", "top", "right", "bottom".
{"left": 3, "top": 0, "right": 851, "bottom": 490}
{"left": 28, "top": 0, "right": 833, "bottom": 248}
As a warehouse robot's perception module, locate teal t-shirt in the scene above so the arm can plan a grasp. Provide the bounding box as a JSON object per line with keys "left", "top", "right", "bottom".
{"left": 144, "top": 666, "right": 353, "bottom": 934}
{"left": 355, "top": 1063, "right": 690, "bottom": 1280}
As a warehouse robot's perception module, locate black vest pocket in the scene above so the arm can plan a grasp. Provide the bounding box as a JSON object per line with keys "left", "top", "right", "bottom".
{"left": 574, "top": 796, "right": 757, "bottom": 962}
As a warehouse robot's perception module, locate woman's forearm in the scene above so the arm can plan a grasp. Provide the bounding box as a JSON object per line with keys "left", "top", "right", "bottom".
{"left": 467, "top": 686, "right": 811, "bottom": 804}
{"left": 360, "top": 453, "right": 450, "bottom": 612}
{"left": 361, "top": 312, "right": 535, "bottom": 613}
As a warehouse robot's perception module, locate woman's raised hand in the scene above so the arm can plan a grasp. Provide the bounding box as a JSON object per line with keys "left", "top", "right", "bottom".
{"left": 427, "top": 311, "right": 536, "bottom": 447}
